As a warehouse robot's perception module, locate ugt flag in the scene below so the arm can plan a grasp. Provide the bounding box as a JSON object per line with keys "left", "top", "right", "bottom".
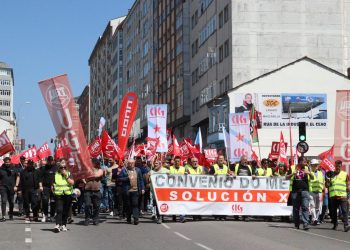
{"left": 38, "top": 74, "right": 94, "bottom": 179}
{"left": 229, "top": 113, "right": 252, "bottom": 163}
{"left": 147, "top": 104, "right": 167, "bottom": 152}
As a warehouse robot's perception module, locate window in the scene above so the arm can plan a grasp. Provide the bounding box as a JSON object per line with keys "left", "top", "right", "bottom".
{"left": 224, "top": 5, "right": 229, "bottom": 23}
{"left": 219, "top": 45, "right": 223, "bottom": 62}
{"left": 0, "top": 90, "right": 11, "bottom": 96}
{"left": 196, "top": 97, "right": 199, "bottom": 112}
{"left": 224, "top": 74, "right": 230, "bottom": 91}
{"left": 199, "top": 15, "right": 216, "bottom": 46}
{"left": 191, "top": 10, "right": 198, "bottom": 29}
{"left": 219, "top": 11, "right": 223, "bottom": 28}
{"left": 224, "top": 40, "right": 229, "bottom": 58}
{"left": 201, "top": 0, "right": 213, "bottom": 15}
{"left": 191, "top": 39, "right": 198, "bottom": 57}
{"left": 0, "top": 80, "right": 11, "bottom": 86}
{"left": 177, "top": 92, "right": 183, "bottom": 107}
{"left": 0, "top": 110, "right": 10, "bottom": 116}
{"left": 0, "top": 100, "right": 10, "bottom": 106}
{"left": 219, "top": 79, "right": 224, "bottom": 93}
{"left": 192, "top": 100, "right": 195, "bottom": 114}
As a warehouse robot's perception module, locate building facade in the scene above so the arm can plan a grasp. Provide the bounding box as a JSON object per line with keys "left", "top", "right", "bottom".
{"left": 89, "top": 17, "right": 125, "bottom": 139}
{"left": 111, "top": 21, "right": 125, "bottom": 139}
{"left": 190, "top": 0, "right": 350, "bottom": 146}
{"left": 153, "top": 0, "right": 192, "bottom": 139}
{"left": 77, "top": 85, "right": 90, "bottom": 141}
{"left": 0, "top": 62, "right": 16, "bottom": 146}
{"left": 123, "top": 0, "right": 154, "bottom": 140}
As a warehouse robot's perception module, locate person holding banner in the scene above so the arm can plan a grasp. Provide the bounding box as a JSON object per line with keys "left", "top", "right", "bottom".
{"left": 232, "top": 156, "right": 255, "bottom": 221}
{"left": 118, "top": 159, "right": 145, "bottom": 225}
{"left": 326, "top": 160, "right": 350, "bottom": 232}
{"left": 274, "top": 162, "right": 288, "bottom": 176}
{"left": 168, "top": 156, "right": 186, "bottom": 223}
{"left": 187, "top": 157, "right": 204, "bottom": 221}
{"left": 169, "top": 156, "right": 185, "bottom": 174}
{"left": 40, "top": 156, "right": 57, "bottom": 222}
{"left": 52, "top": 160, "right": 74, "bottom": 233}
{"left": 286, "top": 156, "right": 314, "bottom": 230}
{"left": 0, "top": 157, "right": 19, "bottom": 221}
{"left": 256, "top": 159, "right": 273, "bottom": 177}
{"left": 150, "top": 159, "right": 169, "bottom": 224}
{"left": 209, "top": 155, "right": 229, "bottom": 175}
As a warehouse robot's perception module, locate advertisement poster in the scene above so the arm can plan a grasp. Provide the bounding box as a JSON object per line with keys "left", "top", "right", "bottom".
{"left": 234, "top": 93, "right": 327, "bottom": 128}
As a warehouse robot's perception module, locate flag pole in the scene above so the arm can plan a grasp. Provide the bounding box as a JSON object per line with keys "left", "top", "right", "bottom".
{"left": 288, "top": 104, "right": 293, "bottom": 165}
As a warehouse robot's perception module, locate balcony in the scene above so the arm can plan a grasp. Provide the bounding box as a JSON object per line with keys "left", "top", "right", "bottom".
{"left": 207, "top": 123, "right": 226, "bottom": 144}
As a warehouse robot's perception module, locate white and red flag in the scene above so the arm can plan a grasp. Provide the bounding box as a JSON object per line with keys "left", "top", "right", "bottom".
{"left": 88, "top": 137, "right": 102, "bottom": 158}
{"left": 147, "top": 104, "right": 167, "bottom": 152}
{"left": 229, "top": 113, "right": 252, "bottom": 162}
{"left": 319, "top": 145, "right": 335, "bottom": 171}
{"left": 38, "top": 74, "right": 93, "bottom": 179}
{"left": 101, "top": 130, "right": 121, "bottom": 160}
{"left": 37, "top": 142, "right": 52, "bottom": 160}
{"left": 0, "top": 130, "right": 15, "bottom": 156}
{"left": 277, "top": 131, "right": 289, "bottom": 167}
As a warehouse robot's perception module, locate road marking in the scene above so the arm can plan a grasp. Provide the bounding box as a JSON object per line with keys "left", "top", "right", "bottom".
{"left": 25, "top": 228, "right": 31, "bottom": 232}
{"left": 25, "top": 238, "right": 32, "bottom": 244}
{"left": 289, "top": 228, "right": 350, "bottom": 244}
{"left": 161, "top": 223, "right": 170, "bottom": 229}
{"left": 174, "top": 232, "right": 191, "bottom": 241}
{"left": 195, "top": 242, "right": 214, "bottom": 250}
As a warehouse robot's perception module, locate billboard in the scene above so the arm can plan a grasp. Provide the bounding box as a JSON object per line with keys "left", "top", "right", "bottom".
{"left": 234, "top": 93, "right": 327, "bottom": 128}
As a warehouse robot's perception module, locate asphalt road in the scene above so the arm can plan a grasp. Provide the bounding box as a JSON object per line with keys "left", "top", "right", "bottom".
{"left": 1, "top": 215, "right": 350, "bottom": 250}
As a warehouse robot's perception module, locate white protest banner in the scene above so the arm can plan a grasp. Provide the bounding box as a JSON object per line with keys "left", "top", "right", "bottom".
{"left": 147, "top": 104, "right": 168, "bottom": 152}
{"left": 204, "top": 149, "right": 218, "bottom": 161}
{"left": 229, "top": 113, "right": 252, "bottom": 162}
{"left": 151, "top": 174, "right": 292, "bottom": 216}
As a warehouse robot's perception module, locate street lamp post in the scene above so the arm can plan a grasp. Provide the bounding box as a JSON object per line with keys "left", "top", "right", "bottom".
{"left": 16, "top": 101, "right": 31, "bottom": 151}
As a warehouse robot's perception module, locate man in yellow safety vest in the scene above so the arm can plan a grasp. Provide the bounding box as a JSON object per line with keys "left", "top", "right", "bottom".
{"left": 326, "top": 160, "right": 350, "bottom": 232}
{"left": 256, "top": 158, "right": 273, "bottom": 177}
{"left": 169, "top": 156, "right": 185, "bottom": 175}
{"left": 209, "top": 155, "right": 229, "bottom": 175}
{"left": 309, "top": 159, "right": 324, "bottom": 225}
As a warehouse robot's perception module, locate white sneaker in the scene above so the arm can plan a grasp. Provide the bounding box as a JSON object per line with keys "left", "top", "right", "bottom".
{"left": 109, "top": 211, "right": 114, "bottom": 216}
{"left": 54, "top": 224, "right": 60, "bottom": 233}
{"left": 41, "top": 215, "right": 46, "bottom": 223}
{"left": 60, "top": 225, "right": 67, "bottom": 232}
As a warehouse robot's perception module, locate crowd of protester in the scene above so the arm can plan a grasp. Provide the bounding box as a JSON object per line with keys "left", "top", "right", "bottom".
{"left": 0, "top": 153, "right": 349, "bottom": 233}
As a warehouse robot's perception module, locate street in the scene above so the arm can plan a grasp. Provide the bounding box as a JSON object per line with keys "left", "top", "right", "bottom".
{"left": 1, "top": 215, "right": 350, "bottom": 250}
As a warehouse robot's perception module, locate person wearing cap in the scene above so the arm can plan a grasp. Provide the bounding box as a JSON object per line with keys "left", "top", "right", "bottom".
{"left": 84, "top": 158, "right": 104, "bottom": 226}
{"left": 118, "top": 159, "right": 145, "bottom": 225}
{"left": 19, "top": 159, "right": 43, "bottom": 222}
{"left": 326, "top": 160, "right": 350, "bottom": 232}
{"left": 40, "top": 156, "right": 57, "bottom": 222}
{"left": 52, "top": 159, "right": 74, "bottom": 232}
{"left": 309, "top": 159, "right": 324, "bottom": 225}
{"left": 0, "top": 157, "right": 19, "bottom": 221}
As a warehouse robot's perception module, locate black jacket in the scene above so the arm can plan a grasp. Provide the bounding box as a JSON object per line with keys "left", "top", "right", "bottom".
{"left": 20, "top": 167, "right": 41, "bottom": 191}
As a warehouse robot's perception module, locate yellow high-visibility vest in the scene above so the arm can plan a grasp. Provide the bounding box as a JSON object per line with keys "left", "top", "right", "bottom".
{"left": 53, "top": 172, "right": 73, "bottom": 196}
{"left": 329, "top": 171, "right": 348, "bottom": 198}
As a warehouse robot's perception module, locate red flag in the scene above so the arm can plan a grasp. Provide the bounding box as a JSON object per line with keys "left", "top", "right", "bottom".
{"left": 319, "top": 145, "right": 335, "bottom": 171}
{"left": 88, "top": 137, "right": 102, "bottom": 158}
{"left": 117, "top": 92, "right": 138, "bottom": 155}
{"left": 184, "top": 138, "right": 200, "bottom": 154}
{"left": 11, "top": 154, "right": 20, "bottom": 164}
{"left": 145, "top": 137, "right": 159, "bottom": 157}
{"left": 21, "top": 147, "right": 39, "bottom": 162}
{"left": 37, "top": 142, "right": 52, "bottom": 160}
{"left": 172, "top": 134, "right": 181, "bottom": 156}
{"left": 277, "top": 131, "right": 289, "bottom": 167}
{"left": 101, "top": 130, "right": 121, "bottom": 159}
{"left": 55, "top": 144, "right": 64, "bottom": 160}
{"left": 319, "top": 145, "right": 334, "bottom": 160}
{"left": 0, "top": 130, "right": 15, "bottom": 156}
{"left": 38, "top": 74, "right": 93, "bottom": 179}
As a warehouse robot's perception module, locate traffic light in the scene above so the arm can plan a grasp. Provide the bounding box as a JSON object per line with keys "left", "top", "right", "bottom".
{"left": 298, "top": 122, "right": 306, "bottom": 142}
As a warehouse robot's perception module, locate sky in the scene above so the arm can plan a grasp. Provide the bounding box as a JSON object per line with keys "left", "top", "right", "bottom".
{"left": 0, "top": 0, "right": 134, "bottom": 148}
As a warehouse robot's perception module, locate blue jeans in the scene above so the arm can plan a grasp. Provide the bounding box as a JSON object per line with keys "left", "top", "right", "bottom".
{"left": 292, "top": 191, "right": 310, "bottom": 226}
{"left": 100, "top": 185, "right": 114, "bottom": 210}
